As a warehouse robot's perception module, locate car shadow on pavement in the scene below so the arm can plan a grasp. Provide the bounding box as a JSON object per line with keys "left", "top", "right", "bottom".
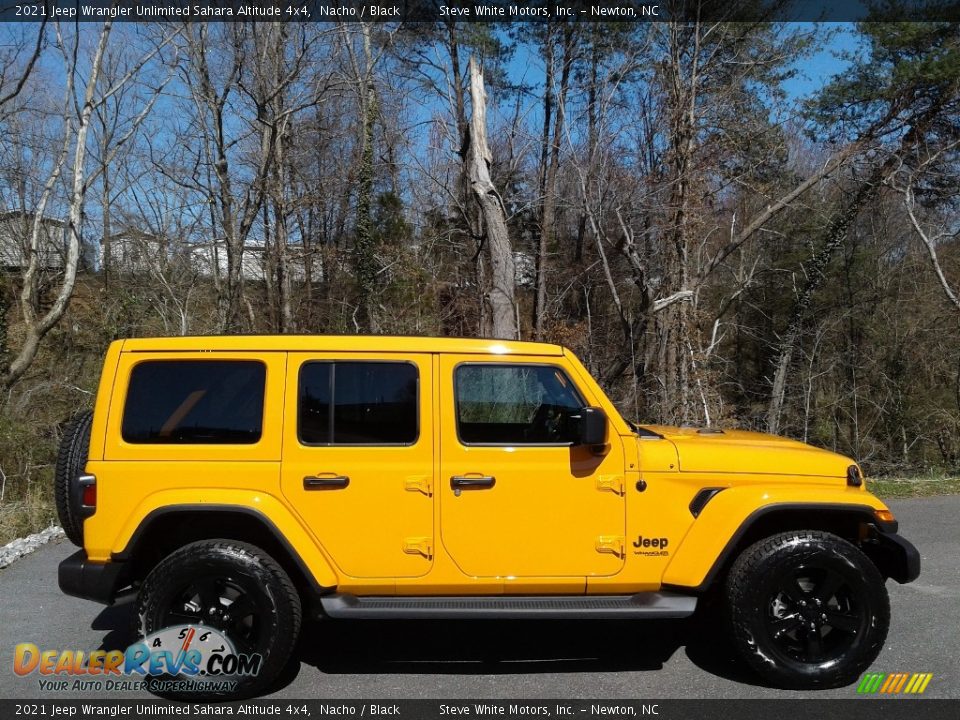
{"left": 92, "top": 599, "right": 138, "bottom": 652}
{"left": 296, "top": 617, "right": 684, "bottom": 675}
{"left": 289, "top": 613, "right": 765, "bottom": 687}
{"left": 89, "top": 602, "right": 767, "bottom": 694}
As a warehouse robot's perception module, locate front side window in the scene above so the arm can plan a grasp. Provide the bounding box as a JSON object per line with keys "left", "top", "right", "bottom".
{"left": 455, "top": 364, "right": 585, "bottom": 445}
{"left": 122, "top": 360, "right": 266, "bottom": 444}
{"left": 299, "top": 362, "right": 419, "bottom": 445}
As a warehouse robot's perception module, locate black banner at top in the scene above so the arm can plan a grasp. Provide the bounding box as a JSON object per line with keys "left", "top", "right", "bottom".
{"left": 1, "top": 0, "right": 959, "bottom": 23}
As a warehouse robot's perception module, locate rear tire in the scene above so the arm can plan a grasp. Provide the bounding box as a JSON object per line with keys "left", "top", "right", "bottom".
{"left": 54, "top": 410, "right": 92, "bottom": 546}
{"left": 725, "top": 530, "right": 889, "bottom": 689}
{"left": 135, "top": 540, "right": 302, "bottom": 700}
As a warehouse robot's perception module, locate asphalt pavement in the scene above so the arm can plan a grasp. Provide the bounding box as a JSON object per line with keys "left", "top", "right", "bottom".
{"left": 1, "top": 496, "right": 956, "bottom": 700}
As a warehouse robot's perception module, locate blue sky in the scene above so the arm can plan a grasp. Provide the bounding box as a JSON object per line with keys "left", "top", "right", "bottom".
{"left": 500, "top": 22, "right": 861, "bottom": 109}
{"left": 783, "top": 22, "right": 861, "bottom": 100}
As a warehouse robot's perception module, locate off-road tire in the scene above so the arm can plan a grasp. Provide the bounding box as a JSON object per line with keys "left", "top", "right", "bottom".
{"left": 725, "top": 530, "right": 889, "bottom": 689}
{"left": 54, "top": 410, "right": 93, "bottom": 546}
{"left": 135, "top": 540, "right": 302, "bottom": 700}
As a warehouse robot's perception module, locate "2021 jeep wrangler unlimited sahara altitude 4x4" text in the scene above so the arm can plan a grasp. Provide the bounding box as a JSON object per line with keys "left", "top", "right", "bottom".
{"left": 55, "top": 335, "right": 919, "bottom": 697}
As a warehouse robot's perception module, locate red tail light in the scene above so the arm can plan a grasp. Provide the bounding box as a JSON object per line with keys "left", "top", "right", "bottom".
{"left": 82, "top": 483, "right": 96, "bottom": 507}
{"left": 77, "top": 474, "right": 97, "bottom": 515}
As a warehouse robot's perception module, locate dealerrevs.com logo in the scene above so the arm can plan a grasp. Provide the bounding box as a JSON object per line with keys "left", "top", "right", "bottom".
{"left": 13, "top": 625, "right": 262, "bottom": 694}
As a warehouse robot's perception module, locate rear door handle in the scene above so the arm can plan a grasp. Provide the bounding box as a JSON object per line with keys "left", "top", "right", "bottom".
{"left": 303, "top": 475, "right": 350, "bottom": 490}
{"left": 450, "top": 475, "right": 496, "bottom": 490}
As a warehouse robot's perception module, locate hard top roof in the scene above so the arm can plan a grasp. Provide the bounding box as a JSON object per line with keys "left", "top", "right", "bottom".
{"left": 119, "top": 335, "right": 566, "bottom": 356}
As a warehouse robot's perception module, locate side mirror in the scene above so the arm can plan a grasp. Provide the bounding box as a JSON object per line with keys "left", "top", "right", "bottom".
{"left": 576, "top": 406, "right": 607, "bottom": 446}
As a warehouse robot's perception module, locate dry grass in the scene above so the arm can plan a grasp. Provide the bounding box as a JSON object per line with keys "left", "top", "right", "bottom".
{"left": 0, "top": 425, "right": 60, "bottom": 546}
{"left": 0, "top": 500, "right": 57, "bottom": 546}
{"left": 867, "top": 474, "right": 960, "bottom": 499}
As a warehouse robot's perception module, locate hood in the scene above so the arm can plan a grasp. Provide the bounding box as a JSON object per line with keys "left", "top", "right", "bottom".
{"left": 639, "top": 426, "right": 854, "bottom": 478}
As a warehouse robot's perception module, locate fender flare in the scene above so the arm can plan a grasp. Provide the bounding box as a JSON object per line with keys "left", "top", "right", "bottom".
{"left": 663, "top": 493, "right": 891, "bottom": 591}
{"left": 113, "top": 503, "right": 339, "bottom": 592}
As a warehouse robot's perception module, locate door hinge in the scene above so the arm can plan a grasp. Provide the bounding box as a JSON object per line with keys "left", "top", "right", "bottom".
{"left": 595, "top": 535, "right": 625, "bottom": 557}
{"left": 596, "top": 475, "right": 625, "bottom": 495}
{"left": 404, "top": 475, "right": 433, "bottom": 496}
{"left": 402, "top": 537, "right": 433, "bottom": 559}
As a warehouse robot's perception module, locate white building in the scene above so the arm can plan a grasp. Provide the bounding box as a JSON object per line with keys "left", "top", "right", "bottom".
{"left": 0, "top": 211, "right": 83, "bottom": 271}
{"left": 105, "top": 230, "right": 306, "bottom": 283}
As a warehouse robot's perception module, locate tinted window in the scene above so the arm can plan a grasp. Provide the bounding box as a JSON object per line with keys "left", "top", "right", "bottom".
{"left": 455, "top": 364, "right": 584, "bottom": 444}
{"left": 122, "top": 361, "right": 265, "bottom": 444}
{"left": 299, "top": 362, "right": 418, "bottom": 445}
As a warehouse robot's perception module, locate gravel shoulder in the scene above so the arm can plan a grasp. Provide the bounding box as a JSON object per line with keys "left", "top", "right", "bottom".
{"left": 0, "top": 525, "right": 64, "bottom": 570}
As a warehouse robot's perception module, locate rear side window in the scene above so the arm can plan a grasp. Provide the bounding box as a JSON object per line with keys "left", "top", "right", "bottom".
{"left": 299, "top": 361, "right": 418, "bottom": 445}
{"left": 122, "top": 360, "right": 266, "bottom": 444}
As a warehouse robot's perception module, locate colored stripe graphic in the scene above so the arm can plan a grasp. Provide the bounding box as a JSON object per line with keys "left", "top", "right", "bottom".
{"left": 857, "top": 673, "right": 885, "bottom": 693}
{"left": 857, "top": 672, "right": 932, "bottom": 694}
{"left": 880, "top": 674, "right": 897, "bottom": 693}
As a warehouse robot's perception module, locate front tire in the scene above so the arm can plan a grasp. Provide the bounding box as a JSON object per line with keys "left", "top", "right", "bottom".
{"left": 725, "top": 530, "right": 889, "bottom": 689}
{"left": 135, "top": 540, "right": 302, "bottom": 700}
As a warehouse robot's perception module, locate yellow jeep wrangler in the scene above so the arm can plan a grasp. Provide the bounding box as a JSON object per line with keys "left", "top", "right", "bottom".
{"left": 55, "top": 335, "right": 919, "bottom": 696}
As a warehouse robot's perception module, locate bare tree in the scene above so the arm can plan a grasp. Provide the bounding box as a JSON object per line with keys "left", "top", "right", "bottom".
{"left": 4, "top": 22, "right": 174, "bottom": 388}
{"left": 92, "top": 33, "right": 175, "bottom": 289}
{"left": 120, "top": 154, "right": 212, "bottom": 336}
{"left": 0, "top": 17, "right": 47, "bottom": 119}
{"left": 176, "top": 24, "right": 262, "bottom": 332}
{"left": 467, "top": 57, "right": 517, "bottom": 340}
{"left": 242, "top": 23, "right": 336, "bottom": 333}
{"left": 532, "top": 24, "right": 580, "bottom": 340}
{"left": 341, "top": 22, "right": 384, "bottom": 332}
{"left": 888, "top": 140, "right": 960, "bottom": 313}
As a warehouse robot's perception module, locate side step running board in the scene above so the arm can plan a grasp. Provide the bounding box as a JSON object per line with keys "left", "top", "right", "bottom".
{"left": 320, "top": 592, "right": 697, "bottom": 620}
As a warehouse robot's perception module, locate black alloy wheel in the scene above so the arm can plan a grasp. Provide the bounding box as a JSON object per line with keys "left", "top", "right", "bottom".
{"left": 136, "top": 540, "right": 301, "bottom": 700}
{"left": 725, "top": 530, "right": 889, "bottom": 689}
{"left": 763, "top": 562, "right": 869, "bottom": 664}
{"left": 159, "top": 574, "right": 267, "bottom": 658}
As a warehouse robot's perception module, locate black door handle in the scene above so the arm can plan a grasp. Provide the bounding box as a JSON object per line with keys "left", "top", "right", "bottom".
{"left": 303, "top": 475, "right": 350, "bottom": 490}
{"left": 450, "top": 475, "right": 496, "bottom": 490}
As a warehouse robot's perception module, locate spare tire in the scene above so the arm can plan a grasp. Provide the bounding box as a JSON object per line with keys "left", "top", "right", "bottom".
{"left": 54, "top": 410, "right": 93, "bottom": 547}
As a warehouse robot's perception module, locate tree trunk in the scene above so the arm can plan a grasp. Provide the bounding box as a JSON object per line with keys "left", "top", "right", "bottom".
{"left": 653, "top": 23, "right": 700, "bottom": 425}
{"left": 467, "top": 56, "right": 517, "bottom": 340}
{"left": 353, "top": 22, "right": 378, "bottom": 333}
{"left": 101, "top": 160, "right": 111, "bottom": 289}
{"left": 574, "top": 44, "right": 598, "bottom": 265}
{"left": 533, "top": 27, "right": 555, "bottom": 340}
{"left": 212, "top": 97, "right": 245, "bottom": 333}
{"left": 5, "top": 22, "right": 112, "bottom": 387}
{"left": 273, "top": 118, "right": 294, "bottom": 333}
{"left": 766, "top": 183, "right": 872, "bottom": 434}
{"left": 534, "top": 25, "right": 576, "bottom": 340}
{"left": 446, "top": 23, "right": 471, "bottom": 209}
